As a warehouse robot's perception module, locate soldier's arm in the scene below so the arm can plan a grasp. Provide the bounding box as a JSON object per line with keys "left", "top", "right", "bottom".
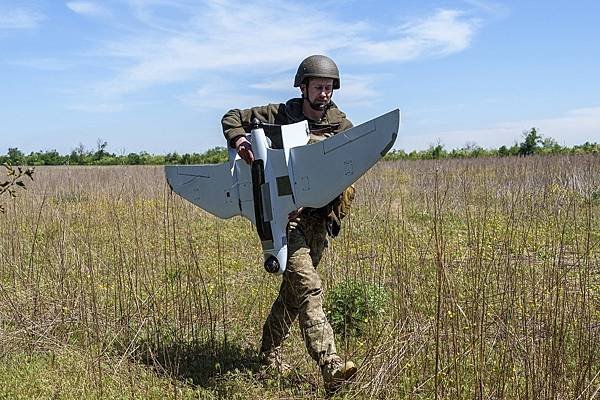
{"left": 327, "top": 105, "right": 353, "bottom": 135}
{"left": 339, "top": 117, "right": 353, "bottom": 132}
{"left": 221, "top": 104, "right": 282, "bottom": 148}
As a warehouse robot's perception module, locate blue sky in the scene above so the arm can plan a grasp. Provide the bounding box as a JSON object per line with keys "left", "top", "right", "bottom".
{"left": 1, "top": 0, "right": 599, "bottom": 155}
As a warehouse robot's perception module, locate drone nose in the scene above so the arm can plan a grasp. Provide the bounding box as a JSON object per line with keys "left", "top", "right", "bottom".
{"left": 264, "top": 256, "right": 280, "bottom": 274}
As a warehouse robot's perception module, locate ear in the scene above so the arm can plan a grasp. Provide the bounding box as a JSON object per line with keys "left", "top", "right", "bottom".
{"left": 300, "top": 83, "right": 307, "bottom": 96}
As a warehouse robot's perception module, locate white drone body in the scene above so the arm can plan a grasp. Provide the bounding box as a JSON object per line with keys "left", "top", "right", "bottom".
{"left": 165, "top": 109, "right": 400, "bottom": 274}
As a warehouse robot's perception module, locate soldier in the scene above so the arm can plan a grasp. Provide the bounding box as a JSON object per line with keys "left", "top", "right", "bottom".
{"left": 222, "top": 55, "right": 357, "bottom": 394}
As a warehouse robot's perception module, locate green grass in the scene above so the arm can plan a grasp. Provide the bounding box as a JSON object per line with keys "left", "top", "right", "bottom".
{"left": 0, "top": 350, "right": 203, "bottom": 399}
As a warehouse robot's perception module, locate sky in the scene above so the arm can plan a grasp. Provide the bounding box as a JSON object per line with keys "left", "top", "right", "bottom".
{"left": 1, "top": 0, "right": 599, "bottom": 155}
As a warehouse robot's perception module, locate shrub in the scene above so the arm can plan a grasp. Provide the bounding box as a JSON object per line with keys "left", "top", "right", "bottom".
{"left": 325, "top": 279, "right": 388, "bottom": 337}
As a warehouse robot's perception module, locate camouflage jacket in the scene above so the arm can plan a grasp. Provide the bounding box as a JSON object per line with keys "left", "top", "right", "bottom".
{"left": 221, "top": 98, "right": 355, "bottom": 236}
{"left": 221, "top": 98, "right": 353, "bottom": 147}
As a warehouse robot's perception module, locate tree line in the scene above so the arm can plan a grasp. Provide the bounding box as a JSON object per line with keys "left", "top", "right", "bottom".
{"left": 384, "top": 128, "right": 599, "bottom": 160}
{"left": 2, "top": 128, "right": 598, "bottom": 166}
{"left": 1, "top": 141, "right": 230, "bottom": 166}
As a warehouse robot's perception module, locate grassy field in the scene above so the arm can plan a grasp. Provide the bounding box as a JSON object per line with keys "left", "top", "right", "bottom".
{"left": 1, "top": 154, "right": 598, "bottom": 399}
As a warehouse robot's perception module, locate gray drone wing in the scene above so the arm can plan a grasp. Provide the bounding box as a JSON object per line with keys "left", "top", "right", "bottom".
{"left": 165, "top": 162, "right": 241, "bottom": 219}
{"left": 289, "top": 109, "right": 399, "bottom": 208}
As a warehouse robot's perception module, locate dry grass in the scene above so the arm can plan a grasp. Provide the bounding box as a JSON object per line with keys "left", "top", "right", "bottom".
{"left": 0, "top": 155, "right": 598, "bottom": 399}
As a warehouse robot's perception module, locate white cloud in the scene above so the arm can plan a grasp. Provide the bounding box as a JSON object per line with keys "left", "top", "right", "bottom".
{"left": 348, "top": 9, "right": 479, "bottom": 62}
{"left": 250, "top": 76, "right": 295, "bottom": 92}
{"left": 79, "top": 1, "right": 478, "bottom": 102}
{"left": 92, "top": 1, "right": 358, "bottom": 94}
{"left": 0, "top": 7, "right": 44, "bottom": 29}
{"left": 398, "top": 106, "right": 600, "bottom": 151}
{"left": 334, "top": 74, "right": 379, "bottom": 108}
{"left": 179, "top": 78, "right": 274, "bottom": 111}
{"left": 66, "top": 2, "right": 111, "bottom": 18}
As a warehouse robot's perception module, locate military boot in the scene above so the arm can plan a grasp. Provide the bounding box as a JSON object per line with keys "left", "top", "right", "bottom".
{"left": 321, "top": 357, "right": 357, "bottom": 395}
{"left": 258, "top": 347, "right": 293, "bottom": 378}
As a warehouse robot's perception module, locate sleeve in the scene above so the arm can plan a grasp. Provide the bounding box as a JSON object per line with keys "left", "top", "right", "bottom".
{"left": 221, "top": 104, "right": 282, "bottom": 148}
{"left": 320, "top": 180, "right": 356, "bottom": 238}
{"left": 329, "top": 106, "right": 354, "bottom": 134}
{"left": 338, "top": 117, "right": 354, "bottom": 132}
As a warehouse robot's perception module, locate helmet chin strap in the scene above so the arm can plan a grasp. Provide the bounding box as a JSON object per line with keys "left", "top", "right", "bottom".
{"left": 309, "top": 99, "right": 329, "bottom": 111}
{"left": 302, "top": 91, "right": 333, "bottom": 112}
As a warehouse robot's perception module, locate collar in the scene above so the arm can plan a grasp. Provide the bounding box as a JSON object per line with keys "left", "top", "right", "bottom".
{"left": 284, "top": 98, "right": 343, "bottom": 124}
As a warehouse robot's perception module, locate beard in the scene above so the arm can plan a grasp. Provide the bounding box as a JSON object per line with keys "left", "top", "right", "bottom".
{"left": 308, "top": 97, "right": 330, "bottom": 111}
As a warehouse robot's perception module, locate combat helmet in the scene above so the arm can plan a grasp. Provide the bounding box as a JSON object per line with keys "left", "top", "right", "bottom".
{"left": 294, "top": 55, "right": 340, "bottom": 89}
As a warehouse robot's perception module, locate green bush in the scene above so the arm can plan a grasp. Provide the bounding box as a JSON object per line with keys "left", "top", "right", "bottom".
{"left": 325, "top": 279, "right": 388, "bottom": 337}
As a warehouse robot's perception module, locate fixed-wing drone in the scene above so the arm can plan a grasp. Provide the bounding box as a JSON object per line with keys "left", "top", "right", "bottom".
{"left": 165, "top": 109, "right": 400, "bottom": 274}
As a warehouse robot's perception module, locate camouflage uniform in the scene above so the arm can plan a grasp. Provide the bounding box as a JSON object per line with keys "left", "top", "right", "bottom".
{"left": 222, "top": 98, "right": 352, "bottom": 368}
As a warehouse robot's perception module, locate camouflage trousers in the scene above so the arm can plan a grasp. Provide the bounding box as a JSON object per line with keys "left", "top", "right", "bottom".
{"left": 260, "top": 212, "right": 339, "bottom": 367}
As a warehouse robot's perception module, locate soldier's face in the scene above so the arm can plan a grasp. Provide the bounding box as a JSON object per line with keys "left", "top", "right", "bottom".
{"left": 302, "top": 78, "right": 334, "bottom": 106}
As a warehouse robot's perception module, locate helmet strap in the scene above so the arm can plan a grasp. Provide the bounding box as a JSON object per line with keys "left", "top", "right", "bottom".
{"left": 308, "top": 98, "right": 330, "bottom": 111}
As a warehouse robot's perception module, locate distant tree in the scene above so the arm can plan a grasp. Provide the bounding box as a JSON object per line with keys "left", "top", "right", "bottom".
{"left": 39, "top": 150, "right": 64, "bottom": 165}
{"left": 7, "top": 148, "right": 24, "bottom": 165}
{"left": 497, "top": 145, "right": 510, "bottom": 157}
{"left": 407, "top": 150, "right": 420, "bottom": 160}
{"left": 450, "top": 142, "right": 487, "bottom": 158}
{"left": 199, "top": 147, "right": 228, "bottom": 164}
{"left": 518, "top": 127, "right": 542, "bottom": 156}
{"left": 426, "top": 142, "right": 446, "bottom": 160}
{"left": 127, "top": 153, "right": 142, "bottom": 165}
{"left": 95, "top": 156, "right": 119, "bottom": 165}
{"left": 165, "top": 152, "right": 181, "bottom": 164}
{"left": 144, "top": 154, "right": 166, "bottom": 164}
{"left": 69, "top": 143, "right": 90, "bottom": 165}
{"left": 25, "top": 152, "right": 43, "bottom": 166}
{"left": 383, "top": 149, "right": 407, "bottom": 161}
{"left": 540, "top": 137, "right": 562, "bottom": 154}
{"left": 93, "top": 139, "right": 111, "bottom": 161}
{"left": 572, "top": 141, "right": 600, "bottom": 154}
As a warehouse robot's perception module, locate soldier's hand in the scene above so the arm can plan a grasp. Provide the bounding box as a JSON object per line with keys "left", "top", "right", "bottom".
{"left": 234, "top": 136, "right": 254, "bottom": 164}
{"left": 288, "top": 207, "right": 303, "bottom": 221}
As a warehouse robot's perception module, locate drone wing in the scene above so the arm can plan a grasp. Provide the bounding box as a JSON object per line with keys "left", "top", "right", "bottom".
{"left": 165, "top": 163, "right": 241, "bottom": 219}
{"left": 289, "top": 109, "right": 400, "bottom": 208}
